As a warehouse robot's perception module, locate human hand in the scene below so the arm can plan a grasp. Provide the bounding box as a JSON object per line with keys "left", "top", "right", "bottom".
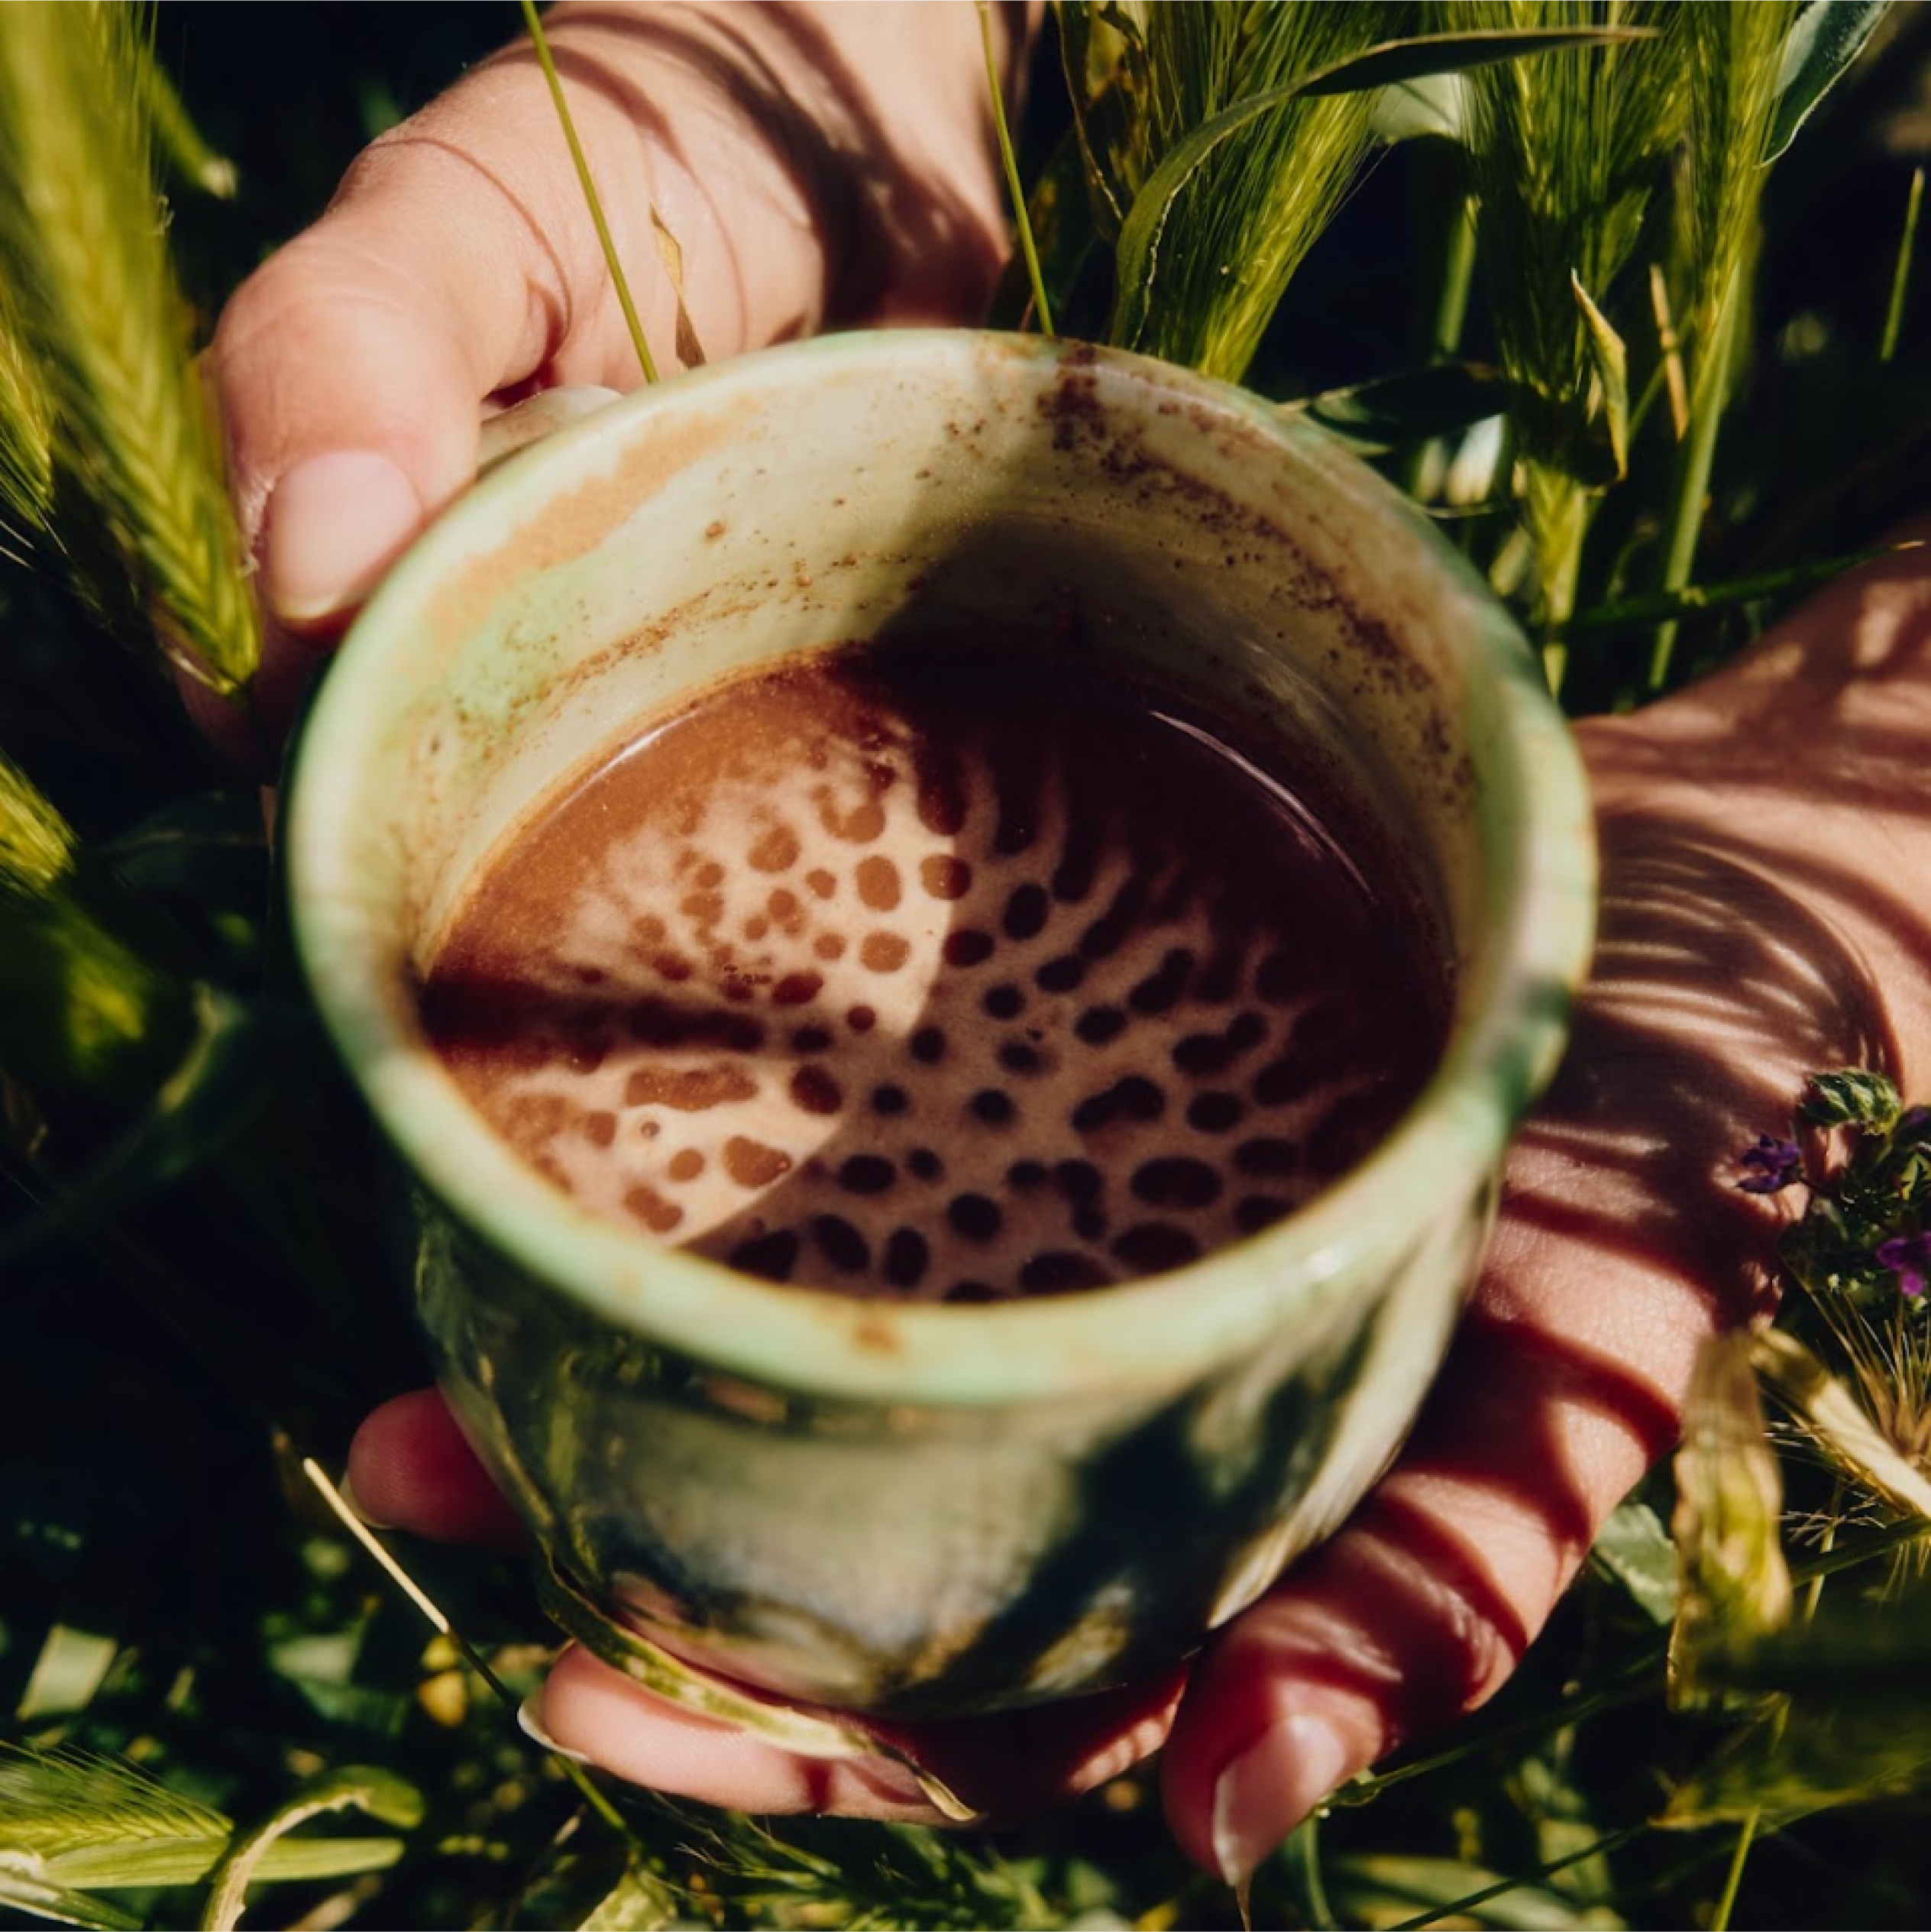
{"left": 347, "top": 532, "right": 1931, "bottom": 1880}
{"left": 199, "top": 0, "right": 1017, "bottom": 762}
{"left": 218, "top": 0, "right": 1931, "bottom": 1889}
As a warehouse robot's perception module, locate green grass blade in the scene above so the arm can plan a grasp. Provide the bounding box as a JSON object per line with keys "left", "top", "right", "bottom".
{"left": 1106, "top": 41, "right": 1373, "bottom": 364}
{"left": 1295, "top": 24, "right": 1655, "bottom": 98}
{"left": 1763, "top": 0, "right": 1889, "bottom": 163}
{"left": 1280, "top": 361, "right": 1517, "bottom": 455}
{"left": 0, "top": 1750, "right": 396, "bottom": 1913}
{"left": 519, "top": 0, "right": 657, "bottom": 383}
{"left": 1560, "top": 539, "right": 1920, "bottom": 636}
{"left": 1709, "top": 1811, "right": 1761, "bottom": 1932}
{"left": 1881, "top": 163, "right": 1923, "bottom": 362}
{"left": 979, "top": 0, "right": 1052, "bottom": 335}
{"left": 1111, "top": 25, "right": 1648, "bottom": 360}
{"left": 1329, "top": 1849, "right": 1618, "bottom": 1930}
{"left": 1648, "top": 278, "right": 1739, "bottom": 691}
{"left": 199, "top": 1767, "right": 422, "bottom": 1932}
{"left": 575, "top": 1861, "right": 687, "bottom": 1930}
{"left": 0, "top": 3, "right": 258, "bottom": 691}
{"left": 1682, "top": 0, "right": 1797, "bottom": 359}
{"left": 1105, "top": 3, "right": 1390, "bottom": 374}
{"left": 985, "top": 125, "right": 1098, "bottom": 332}
{"left": 0, "top": 1869, "right": 141, "bottom": 1932}
{"left": 1458, "top": 2, "right": 1691, "bottom": 633}
{"left": 1590, "top": 1497, "right": 1680, "bottom": 1626}
{"left": 535, "top": 1556, "right": 982, "bottom": 1824}
{"left": 46, "top": 1838, "right": 406, "bottom": 1892}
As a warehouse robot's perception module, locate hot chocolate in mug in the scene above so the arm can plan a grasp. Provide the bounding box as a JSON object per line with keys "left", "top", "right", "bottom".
{"left": 287, "top": 331, "right": 1595, "bottom": 1743}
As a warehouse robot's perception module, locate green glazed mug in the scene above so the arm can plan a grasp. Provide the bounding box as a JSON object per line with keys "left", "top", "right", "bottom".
{"left": 287, "top": 330, "right": 1595, "bottom": 1736}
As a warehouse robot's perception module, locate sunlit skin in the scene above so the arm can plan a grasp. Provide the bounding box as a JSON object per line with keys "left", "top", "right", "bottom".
{"left": 211, "top": 2, "right": 1931, "bottom": 1884}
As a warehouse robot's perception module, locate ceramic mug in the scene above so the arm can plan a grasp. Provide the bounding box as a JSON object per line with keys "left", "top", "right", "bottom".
{"left": 287, "top": 330, "right": 1594, "bottom": 1740}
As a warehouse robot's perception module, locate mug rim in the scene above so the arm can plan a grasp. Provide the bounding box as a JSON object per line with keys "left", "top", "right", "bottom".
{"left": 287, "top": 328, "right": 1596, "bottom": 1407}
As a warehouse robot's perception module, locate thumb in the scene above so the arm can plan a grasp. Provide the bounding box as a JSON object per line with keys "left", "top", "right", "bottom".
{"left": 199, "top": 69, "right": 578, "bottom": 761}
{"left": 212, "top": 212, "right": 496, "bottom": 639}
{"left": 183, "top": 209, "right": 494, "bottom": 766}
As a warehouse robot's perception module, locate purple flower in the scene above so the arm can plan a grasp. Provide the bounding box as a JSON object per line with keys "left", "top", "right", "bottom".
{"left": 1877, "top": 1233, "right": 1931, "bottom": 1299}
{"left": 1739, "top": 1135, "right": 1802, "bottom": 1194}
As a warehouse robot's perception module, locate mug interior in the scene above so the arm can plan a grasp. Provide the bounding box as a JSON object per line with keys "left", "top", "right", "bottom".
{"left": 288, "top": 330, "right": 1593, "bottom": 1407}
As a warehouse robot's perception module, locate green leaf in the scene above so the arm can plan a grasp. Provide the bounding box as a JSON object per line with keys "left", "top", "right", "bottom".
{"left": 1800, "top": 1066, "right": 1904, "bottom": 1131}
{"left": 92, "top": 793, "right": 267, "bottom": 903}
{"left": 1763, "top": 0, "right": 1890, "bottom": 164}
{"left": 15, "top": 1625, "right": 118, "bottom": 1720}
{"left": 1293, "top": 25, "right": 1655, "bottom": 101}
{"left": 1570, "top": 269, "right": 1629, "bottom": 484}
{"left": 0, "top": 988, "right": 289, "bottom": 1263}
{"left": 1590, "top": 1498, "right": 1678, "bottom": 1626}
{"left": 1111, "top": 25, "right": 1650, "bottom": 351}
{"left": 576, "top": 1861, "right": 686, "bottom": 1931}
{"left": 47, "top": 1839, "right": 407, "bottom": 1892}
{"left": 1557, "top": 541, "right": 1921, "bottom": 637}
{"left": 1326, "top": 1848, "right": 1632, "bottom": 1929}
{"left": 1279, "top": 361, "right": 1517, "bottom": 455}
{"left": 199, "top": 1767, "right": 422, "bottom": 1932}
{"left": 1370, "top": 72, "right": 1464, "bottom": 144}
{"left": 0, "top": 1862, "right": 141, "bottom": 1932}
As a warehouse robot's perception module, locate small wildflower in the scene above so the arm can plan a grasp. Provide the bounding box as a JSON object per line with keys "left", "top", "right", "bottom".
{"left": 1739, "top": 1135, "right": 1802, "bottom": 1195}
{"left": 1875, "top": 1231, "right": 1931, "bottom": 1299}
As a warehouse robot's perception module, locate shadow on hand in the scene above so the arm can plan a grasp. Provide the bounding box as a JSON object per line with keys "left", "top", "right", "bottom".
{"left": 1236, "top": 640, "right": 1931, "bottom": 1741}
{"left": 543, "top": 4, "right": 1011, "bottom": 334}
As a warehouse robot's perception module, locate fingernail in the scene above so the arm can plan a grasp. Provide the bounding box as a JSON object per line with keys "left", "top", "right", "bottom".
{"left": 517, "top": 1691, "right": 595, "bottom": 1765}
{"left": 1210, "top": 1714, "right": 1350, "bottom": 1892}
{"left": 263, "top": 451, "right": 422, "bottom": 625}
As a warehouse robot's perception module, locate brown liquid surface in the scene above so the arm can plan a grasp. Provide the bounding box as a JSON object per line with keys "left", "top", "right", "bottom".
{"left": 423, "top": 646, "right": 1445, "bottom": 1299}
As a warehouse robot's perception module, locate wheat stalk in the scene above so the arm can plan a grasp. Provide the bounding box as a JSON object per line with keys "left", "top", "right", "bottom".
{"left": 0, "top": 1743, "right": 229, "bottom": 1862}
{"left": 0, "top": 2, "right": 257, "bottom": 693}
{"left": 1676, "top": 0, "right": 1798, "bottom": 389}
{"left": 1454, "top": 0, "right": 1690, "bottom": 633}
{"left": 1102, "top": 2, "right": 1399, "bottom": 383}
{"left": 0, "top": 746, "right": 74, "bottom": 898}
{"left": 0, "top": 274, "right": 57, "bottom": 558}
